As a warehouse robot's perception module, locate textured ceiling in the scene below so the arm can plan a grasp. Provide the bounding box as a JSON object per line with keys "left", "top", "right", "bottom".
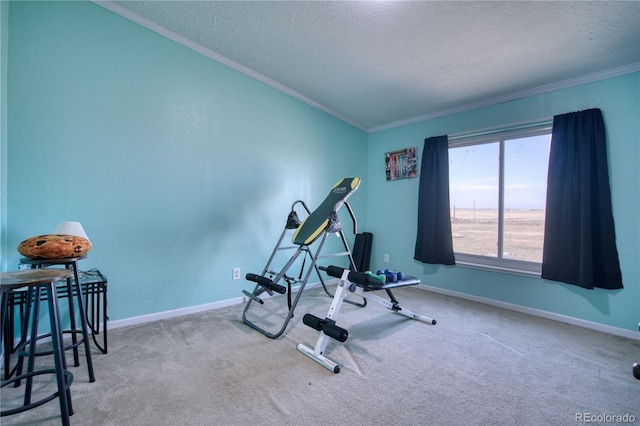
{"left": 100, "top": 1, "right": 640, "bottom": 132}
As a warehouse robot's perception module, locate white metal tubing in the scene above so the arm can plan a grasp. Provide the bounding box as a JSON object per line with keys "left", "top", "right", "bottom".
{"left": 296, "top": 343, "right": 340, "bottom": 374}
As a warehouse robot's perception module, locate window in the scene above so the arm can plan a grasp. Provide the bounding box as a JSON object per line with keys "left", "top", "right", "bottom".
{"left": 448, "top": 126, "right": 551, "bottom": 275}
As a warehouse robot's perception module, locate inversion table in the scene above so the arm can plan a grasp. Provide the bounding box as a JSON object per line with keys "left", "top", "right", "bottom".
{"left": 297, "top": 265, "right": 436, "bottom": 373}
{"left": 242, "top": 177, "right": 363, "bottom": 339}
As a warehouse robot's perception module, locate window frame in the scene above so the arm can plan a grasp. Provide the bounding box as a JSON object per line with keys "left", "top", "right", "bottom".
{"left": 448, "top": 123, "right": 552, "bottom": 277}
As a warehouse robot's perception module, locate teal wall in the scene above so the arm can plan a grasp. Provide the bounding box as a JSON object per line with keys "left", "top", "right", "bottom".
{"left": 1, "top": 1, "right": 8, "bottom": 272}
{"left": 3, "top": 1, "right": 368, "bottom": 321}
{"left": 367, "top": 72, "right": 640, "bottom": 331}
{"left": 3, "top": 1, "right": 639, "bottom": 332}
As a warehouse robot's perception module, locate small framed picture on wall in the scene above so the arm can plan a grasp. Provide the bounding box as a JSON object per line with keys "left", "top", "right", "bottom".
{"left": 385, "top": 146, "right": 417, "bottom": 181}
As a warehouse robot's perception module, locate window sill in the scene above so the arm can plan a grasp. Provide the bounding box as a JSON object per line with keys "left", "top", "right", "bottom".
{"left": 455, "top": 259, "right": 542, "bottom": 279}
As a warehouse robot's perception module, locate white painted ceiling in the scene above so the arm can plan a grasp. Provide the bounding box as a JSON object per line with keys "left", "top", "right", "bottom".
{"left": 101, "top": 1, "right": 640, "bottom": 132}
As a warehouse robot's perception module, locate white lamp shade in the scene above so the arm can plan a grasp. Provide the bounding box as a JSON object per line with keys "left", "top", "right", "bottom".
{"left": 54, "top": 221, "right": 91, "bottom": 244}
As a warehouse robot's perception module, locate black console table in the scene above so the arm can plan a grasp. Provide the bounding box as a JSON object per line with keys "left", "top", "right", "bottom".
{"left": 78, "top": 269, "right": 108, "bottom": 354}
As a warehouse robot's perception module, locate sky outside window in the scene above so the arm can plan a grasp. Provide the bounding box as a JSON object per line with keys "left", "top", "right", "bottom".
{"left": 504, "top": 134, "right": 551, "bottom": 210}
{"left": 449, "top": 142, "right": 499, "bottom": 210}
{"left": 449, "top": 134, "right": 550, "bottom": 210}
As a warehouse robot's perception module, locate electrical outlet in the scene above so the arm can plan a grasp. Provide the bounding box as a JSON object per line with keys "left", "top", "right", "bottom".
{"left": 233, "top": 267, "right": 241, "bottom": 280}
{"left": 384, "top": 254, "right": 389, "bottom": 263}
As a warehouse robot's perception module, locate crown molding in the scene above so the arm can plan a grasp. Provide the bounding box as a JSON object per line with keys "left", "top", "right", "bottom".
{"left": 368, "top": 62, "right": 640, "bottom": 133}
{"left": 93, "top": 2, "right": 638, "bottom": 135}
{"left": 92, "top": 1, "right": 367, "bottom": 132}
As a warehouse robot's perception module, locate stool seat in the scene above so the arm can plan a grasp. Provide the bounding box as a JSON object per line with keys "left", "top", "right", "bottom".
{"left": 1, "top": 269, "right": 75, "bottom": 426}
{"left": 1, "top": 269, "right": 72, "bottom": 286}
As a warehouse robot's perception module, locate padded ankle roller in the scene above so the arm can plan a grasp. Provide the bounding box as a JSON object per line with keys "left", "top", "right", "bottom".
{"left": 323, "top": 265, "right": 380, "bottom": 288}
{"left": 245, "top": 273, "right": 287, "bottom": 294}
{"left": 303, "top": 314, "right": 348, "bottom": 342}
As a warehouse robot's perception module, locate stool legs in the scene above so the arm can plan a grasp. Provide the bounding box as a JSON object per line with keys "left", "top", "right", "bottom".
{"left": 13, "top": 287, "right": 35, "bottom": 387}
{"left": 68, "top": 261, "right": 95, "bottom": 382}
{"left": 46, "top": 282, "right": 73, "bottom": 425}
{"left": 20, "top": 261, "right": 96, "bottom": 383}
{"left": 63, "top": 268, "right": 81, "bottom": 367}
{"left": 1, "top": 289, "right": 12, "bottom": 379}
{"left": 1, "top": 278, "right": 73, "bottom": 425}
{"left": 23, "top": 287, "right": 42, "bottom": 404}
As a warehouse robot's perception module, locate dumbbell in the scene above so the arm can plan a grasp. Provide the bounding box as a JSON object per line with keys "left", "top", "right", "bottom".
{"left": 375, "top": 269, "right": 404, "bottom": 283}
{"left": 365, "top": 270, "right": 386, "bottom": 284}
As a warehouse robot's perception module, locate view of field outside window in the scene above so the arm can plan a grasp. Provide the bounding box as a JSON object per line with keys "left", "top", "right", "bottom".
{"left": 449, "top": 134, "right": 551, "bottom": 263}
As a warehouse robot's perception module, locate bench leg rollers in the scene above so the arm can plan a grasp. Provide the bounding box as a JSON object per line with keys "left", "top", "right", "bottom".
{"left": 303, "top": 314, "right": 348, "bottom": 342}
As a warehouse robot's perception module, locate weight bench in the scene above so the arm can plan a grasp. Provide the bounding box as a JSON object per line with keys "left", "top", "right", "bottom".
{"left": 242, "top": 177, "right": 364, "bottom": 339}
{"left": 297, "top": 265, "right": 436, "bottom": 373}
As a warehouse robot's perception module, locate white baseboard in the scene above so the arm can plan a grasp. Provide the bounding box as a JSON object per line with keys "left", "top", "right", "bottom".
{"left": 108, "top": 280, "right": 330, "bottom": 331}
{"left": 105, "top": 279, "right": 639, "bottom": 341}
{"left": 108, "top": 297, "right": 245, "bottom": 330}
{"left": 417, "top": 284, "right": 640, "bottom": 341}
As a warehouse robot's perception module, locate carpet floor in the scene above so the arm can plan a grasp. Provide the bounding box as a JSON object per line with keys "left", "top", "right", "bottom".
{"left": 2, "top": 285, "right": 639, "bottom": 425}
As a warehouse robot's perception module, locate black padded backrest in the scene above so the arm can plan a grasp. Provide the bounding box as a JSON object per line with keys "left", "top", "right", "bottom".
{"left": 352, "top": 232, "right": 373, "bottom": 272}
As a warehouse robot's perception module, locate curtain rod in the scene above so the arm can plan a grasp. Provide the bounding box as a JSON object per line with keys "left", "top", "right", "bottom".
{"left": 448, "top": 117, "right": 554, "bottom": 141}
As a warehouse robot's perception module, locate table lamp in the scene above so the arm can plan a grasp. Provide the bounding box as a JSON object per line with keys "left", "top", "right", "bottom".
{"left": 54, "top": 221, "right": 91, "bottom": 245}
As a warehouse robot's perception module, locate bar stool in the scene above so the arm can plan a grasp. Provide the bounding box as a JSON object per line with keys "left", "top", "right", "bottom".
{"left": 1, "top": 269, "right": 75, "bottom": 426}
{"left": 17, "top": 256, "right": 95, "bottom": 383}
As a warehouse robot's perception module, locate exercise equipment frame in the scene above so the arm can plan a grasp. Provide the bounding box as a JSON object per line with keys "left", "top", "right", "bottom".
{"left": 297, "top": 265, "right": 436, "bottom": 373}
{"left": 242, "top": 178, "right": 364, "bottom": 339}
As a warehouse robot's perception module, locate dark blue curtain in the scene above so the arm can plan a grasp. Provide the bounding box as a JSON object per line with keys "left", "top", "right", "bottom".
{"left": 542, "top": 108, "right": 623, "bottom": 289}
{"left": 414, "top": 135, "right": 455, "bottom": 265}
